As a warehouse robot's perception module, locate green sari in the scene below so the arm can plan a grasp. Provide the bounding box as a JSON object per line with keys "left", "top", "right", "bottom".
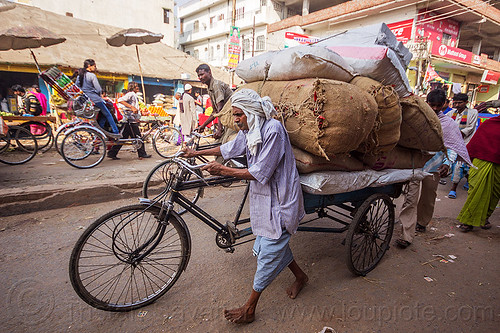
{"left": 457, "top": 158, "right": 500, "bottom": 226}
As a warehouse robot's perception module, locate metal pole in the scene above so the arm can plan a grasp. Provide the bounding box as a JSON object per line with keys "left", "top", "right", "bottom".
{"left": 252, "top": 16, "right": 255, "bottom": 57}
{"left": 135, "top": 45, "right": 146, "bottom": 102}
{"left": 231, "top": 0, "right": 236, "bottom": 87}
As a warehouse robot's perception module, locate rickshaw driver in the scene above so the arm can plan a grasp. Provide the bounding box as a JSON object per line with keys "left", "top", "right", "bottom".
{"left": 182, "top": 89, "right": 308, "bottom": 324}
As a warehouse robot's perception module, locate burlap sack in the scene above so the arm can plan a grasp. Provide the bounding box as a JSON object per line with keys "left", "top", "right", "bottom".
{"left": 399, "top": 95, "right": 444, "bottom": 151}
{"left": 231, "top": 79, "right": 377, "bottom": 159}
{"left": 293, "top": 146, "right": 364, "bottom": 174}
{"left": 354, "top": 145, "right": 433, "bottom": 171}
{"left": 350, "top": 76, "right": 402, "bottom": 154}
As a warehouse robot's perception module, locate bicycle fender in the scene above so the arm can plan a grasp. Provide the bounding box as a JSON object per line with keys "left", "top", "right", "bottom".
{"left": 64, "top": 124, "right": 107, "bottom": 138}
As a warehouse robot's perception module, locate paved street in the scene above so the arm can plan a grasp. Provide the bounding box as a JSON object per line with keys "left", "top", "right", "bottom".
{"left": 0, "top": 149, "right": 499, "bottom": 333}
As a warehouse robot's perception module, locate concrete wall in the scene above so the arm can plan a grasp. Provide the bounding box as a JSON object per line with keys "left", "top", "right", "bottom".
{"left": 11, "top": 0, "right": 176, "bottom": 47}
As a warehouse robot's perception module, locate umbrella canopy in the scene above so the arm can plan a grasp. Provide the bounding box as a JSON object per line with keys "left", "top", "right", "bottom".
{"left": 0, "top": 25, "right": 66, "bottom": 51}
{"left": 106, "top": 28, "right": 163, "bottom": 47}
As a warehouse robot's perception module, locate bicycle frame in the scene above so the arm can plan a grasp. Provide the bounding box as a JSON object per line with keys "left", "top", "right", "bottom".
{"left": 140, "top": 158, "right": 253, "bottom": 256}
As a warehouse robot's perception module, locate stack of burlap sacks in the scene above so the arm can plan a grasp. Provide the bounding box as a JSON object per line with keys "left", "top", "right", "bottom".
{"left": 223, "top": 46, "right": 444, "bottom": 174}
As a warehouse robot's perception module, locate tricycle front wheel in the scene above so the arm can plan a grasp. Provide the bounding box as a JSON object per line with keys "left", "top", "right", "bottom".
{"left": 346, "top": 193, "right": 394, "bottom": 276}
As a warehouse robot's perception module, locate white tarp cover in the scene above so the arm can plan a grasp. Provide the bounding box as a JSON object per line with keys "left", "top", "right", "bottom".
{"left": 300, "top": 169, "right": 431, "bottom": 195}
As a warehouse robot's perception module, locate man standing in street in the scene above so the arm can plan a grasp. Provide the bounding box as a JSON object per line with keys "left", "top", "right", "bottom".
{"left": 396, "top": 89, "right": 471, "bottom": 248}
{"left": 182, "top": 89, "right": 308, "bottom": 324}
{"left": 195, "top": 64, "right": 235, "bottom": 141}
{"left": 448, "top": 93, "right": 478, "bottom": 199}
{"left": 180, "top": 84, "right": 197, "bottom": 137}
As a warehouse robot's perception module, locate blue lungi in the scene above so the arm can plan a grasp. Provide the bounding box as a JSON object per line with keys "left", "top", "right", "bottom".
{"left": 252, "top": 231, "right": 293, "bottom": 292}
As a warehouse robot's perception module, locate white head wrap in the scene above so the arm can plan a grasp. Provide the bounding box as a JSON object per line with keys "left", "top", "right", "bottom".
{"left": 230, "top": 89, "right": 276, "bottom": 155}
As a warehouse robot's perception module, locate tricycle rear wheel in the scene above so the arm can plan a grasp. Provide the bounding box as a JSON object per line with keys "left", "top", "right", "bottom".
{"left": 346, "top": 193, "right": 394, "bottom": 276}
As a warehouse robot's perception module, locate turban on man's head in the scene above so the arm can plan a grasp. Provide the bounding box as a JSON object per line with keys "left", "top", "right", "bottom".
{"left": 230, "top": 89, "right": 276, "bottom": 155}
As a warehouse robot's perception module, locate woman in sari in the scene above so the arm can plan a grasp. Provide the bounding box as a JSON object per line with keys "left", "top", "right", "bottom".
{"left": 457, "top": 115, "right": 500, "bottom": 231}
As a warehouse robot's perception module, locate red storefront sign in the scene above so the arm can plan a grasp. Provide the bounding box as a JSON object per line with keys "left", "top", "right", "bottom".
{"left": 481, "top": 70, "right": 500, "bottom": 84}
{"left": 416, "top": 10, "right": 460, "bottom": 47}
{"left": 387, "top": 19, "right": 413, "bottom": 43}
{"left": 431, "top": 42, "right": 481, "bottom": 65}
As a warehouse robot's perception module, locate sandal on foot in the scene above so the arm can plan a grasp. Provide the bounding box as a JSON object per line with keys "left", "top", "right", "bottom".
{"left": 458, "top": 224, "right": 473, "bottom": 232}
{"left": 481, "top": 222, "right": 492, "bottom": 230}
{"left": 396, "top": 239, "right": 411, "bottom": 249}
{"left": 416, "top": 223, "right": 426, "bottom": 233}
{"left": 448, "top": 190, "right": 457, "bottom": 199}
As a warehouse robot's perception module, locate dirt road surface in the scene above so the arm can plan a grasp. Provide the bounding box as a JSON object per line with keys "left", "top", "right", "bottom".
{"left": 0, "top": 148, "right": 499, "bottom": 333}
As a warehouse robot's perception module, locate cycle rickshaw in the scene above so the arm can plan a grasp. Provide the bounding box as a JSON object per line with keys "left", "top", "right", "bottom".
{"left": 69, "top": 145, "right": 413, "bottom": 311}
{"left": 40, "top": 67, "right": 182, "bottom": 168}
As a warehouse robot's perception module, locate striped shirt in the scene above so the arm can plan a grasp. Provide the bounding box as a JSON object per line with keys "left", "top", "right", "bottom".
{"left": 423, "top": 149, "right": 457, "bottom": 173}
{"left": 220, "top": 118, "right": 305, "bottom": 239}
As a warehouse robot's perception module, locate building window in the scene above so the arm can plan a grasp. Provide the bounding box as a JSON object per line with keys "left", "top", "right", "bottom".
{"left": 256, "top": 36, "right": 265, "bottom": 51}
{"left": 210, "top": 16, "right": 215, "bottom": 28}
{"left": 216, "top": 44, "right": 221, "bottom": 58}
{"left": 180, "top": 18, "right": 184, "bottom": 34}
{"left": 218, "top": 13, "right": 224, "bottom": 21}
{"left": 210, "top": 46, "right": 214, "bottom": 60}
{"left": 442, "top": 33, "right": 452, "bottom": 46}
{"left": 243, "top": 38, "right": 250, "bottom": 52}
{"left": 287, "top": 8, "right": 298, "bottom": 17}
{"left": 261, "top": 0, "right": 267, "bottom": 6}
{"left": 224, "top": 43, "right": 227, "bottom": 57}
{"left": 236, "top": 7, "right": 245, "bottom": 20}
{"left": 273, "top": 1, "right": 282, "bottom": 12}
{"left": 193, "top": 20, "right": 199, "bottom": 33}
{"left": 193, "top": 49, "right": 199, "bottom": 59}
{"left": 163, "top": 8, "right": 171, "bottom": 24}
{"left": 204, "top": 47, "right": 208, "bottom": 59}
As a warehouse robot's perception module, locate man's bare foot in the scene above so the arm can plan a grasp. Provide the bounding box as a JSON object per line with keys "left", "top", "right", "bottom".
{"left": 223, "top": 306, "right": 255, "bottom": 324}
{"left": 286, "top": 274, "right": 309, "bottom": 299}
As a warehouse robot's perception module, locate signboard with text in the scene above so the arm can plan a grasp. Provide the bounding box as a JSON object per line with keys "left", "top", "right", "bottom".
{"left": 387, "top": 19, "right": 413, "bottom": 43}
{"left": 431, "top": 42, "right": 481, "bottom": 66}
{"left": 416, "top": 10, "right": 460, "bottom": 47}
{"left": 481, "top": 70, "right": 500, "bottom": 84}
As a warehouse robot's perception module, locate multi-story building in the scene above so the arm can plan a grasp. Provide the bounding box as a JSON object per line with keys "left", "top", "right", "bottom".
{"left": 178, "top": 0, "right": 301, "bottom": 69}
{"left": 179, "top": 0, "right": 500, "bottom": 104}
{"left": 8, "top": 0, "right": 176, "bottom": 47}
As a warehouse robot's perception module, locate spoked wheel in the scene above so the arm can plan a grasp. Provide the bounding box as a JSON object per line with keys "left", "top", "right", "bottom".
{"left": 142, "top": 159, "right": 203, "bottom": 214}
{"left": 69, "top": 204, "right": 190, "bottom": 312}
{"left": 61, "top": 127, "right": 106, "bottom": 169}
{"left": 55, "top": 122, "right": 81, "bottom": 155}
{"left": 20, "top": 121, "right": 54, "bottom": 152}
{"left": 0, "top": 126, "right": 38, "bottom": 165}
{"left": 152, "top": 126, "right": 183, "bottom": 158}
{"left": 346, "top": 194, "right": 394, "bottom": 276}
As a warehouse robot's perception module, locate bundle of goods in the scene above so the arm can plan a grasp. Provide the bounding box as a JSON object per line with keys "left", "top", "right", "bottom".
{"left": 220, "top": 78, "right": 378, "bottom": 160}
{"left": 153, "top": 93, "right": 167, "bottom": 106}
{"left": 398, "top": 95, "right": 444, "bottom": 151}
{"left": 350, "top": 76, "right": 402, "bottom": 154}
{"left": 353, "top": 146, "right": 432, "bottom": 171}
{"left": 315, "top": 23, "right": 412, "bottom": 98}
{"left": 293, "top": 147, "right": 364, "bottom": 174}
{"left": 236, "top": 45, "right": 354, "bottom": 83}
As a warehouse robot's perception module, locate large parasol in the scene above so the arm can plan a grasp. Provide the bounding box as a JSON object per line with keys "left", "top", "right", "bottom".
{"left": 106, "top": 28, "right": 164, "bottom": 100}
{"left": 0, "top": 25, "right": 66, "bottom": 72}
